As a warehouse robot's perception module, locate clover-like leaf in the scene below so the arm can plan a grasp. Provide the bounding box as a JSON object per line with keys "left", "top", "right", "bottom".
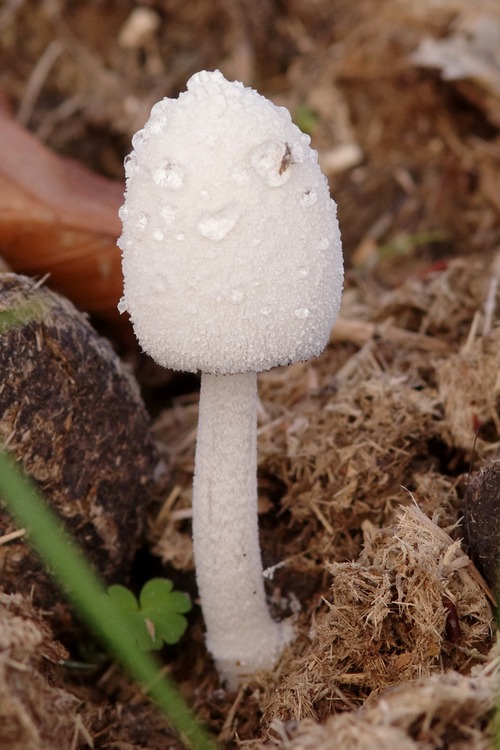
{"left": 106, "top": 578, "right": 191, "bottom": 651}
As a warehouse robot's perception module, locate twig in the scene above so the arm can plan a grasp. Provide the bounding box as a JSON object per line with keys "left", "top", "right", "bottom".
{"left": 482, "top": 256, "right": 500, "bottom": 337}
{"left": 0, "top": 527, "right": 26, "bottom": 545}
{"left": 17, "top": 40, "right": 64, "bottom": 125}
{"left": 331, "top": 317, "right": 449, "bottom": 353}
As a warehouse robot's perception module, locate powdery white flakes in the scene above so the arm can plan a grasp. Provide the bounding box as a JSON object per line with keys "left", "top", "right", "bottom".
{"left": 294, "top": 307, "right": 310, "bottom": 319}
{"left": 152, "top": 163, "right": 184, "bottom": 189}
{"left": 250, "top": 139, "right": 293, "bottom": 187}
{"left": 197, "top": 206, "right": 240, "bottom": 241}
{"left": 119, "top": 70, "right": 344, "bottom": 374}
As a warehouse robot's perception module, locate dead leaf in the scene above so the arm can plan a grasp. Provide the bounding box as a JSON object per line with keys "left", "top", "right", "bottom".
{"left": 411, "top": 16, "right": 500, "bottom": 127}
{"left": 0, "top": 106, "right": 125, "bottom": 325}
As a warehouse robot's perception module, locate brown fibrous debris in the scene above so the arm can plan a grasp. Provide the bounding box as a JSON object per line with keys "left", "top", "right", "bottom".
{"left": 0, "top": 591, "right": 82, "bottom": 750}
{"left": 153, "top": 255, "right": 500, "bottom": 747}
{"left": 258, "top": 504, "right": 492, "bottom": 724}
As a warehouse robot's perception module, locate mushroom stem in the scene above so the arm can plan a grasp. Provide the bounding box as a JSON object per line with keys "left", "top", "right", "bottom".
{"left": 192, "top": 371, "right": 291, "bottom": 687}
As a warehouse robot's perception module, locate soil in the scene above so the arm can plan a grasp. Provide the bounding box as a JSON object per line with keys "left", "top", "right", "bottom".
{"left": 1, "top": 1, "right": 500, "bottom": 749}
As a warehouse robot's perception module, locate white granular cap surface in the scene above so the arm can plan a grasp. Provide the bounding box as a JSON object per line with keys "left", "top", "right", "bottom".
{"left": 119, "top": 70, "right": 343, "bottom": 374}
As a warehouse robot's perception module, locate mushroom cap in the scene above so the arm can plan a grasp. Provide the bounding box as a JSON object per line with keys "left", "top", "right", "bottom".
{"left": 119, "top": 70, "right": 343, "bottom": 374}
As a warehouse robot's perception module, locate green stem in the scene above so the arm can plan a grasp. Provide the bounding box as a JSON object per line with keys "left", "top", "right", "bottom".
{"left": 0, "top": 450, "right": 217, "bottom": 750}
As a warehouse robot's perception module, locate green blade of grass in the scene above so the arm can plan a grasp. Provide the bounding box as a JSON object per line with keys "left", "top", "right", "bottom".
{"left": 0, "top": 450, "right": 217, "bottom": 750}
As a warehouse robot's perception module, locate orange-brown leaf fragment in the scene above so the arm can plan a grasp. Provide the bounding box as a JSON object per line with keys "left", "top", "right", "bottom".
{"left": 0, "top": 108, "right": 124, "bottom": 322}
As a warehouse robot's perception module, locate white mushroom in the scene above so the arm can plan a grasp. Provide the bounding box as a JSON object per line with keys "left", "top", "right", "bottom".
{"left": 118, "top": 70, "right": 344, "bottom": 688}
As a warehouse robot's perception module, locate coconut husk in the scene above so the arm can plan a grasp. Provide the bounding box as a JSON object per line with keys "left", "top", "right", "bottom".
{"left": 464, "top": 462, "right": 500, "bottom": 592}
{"left": 0, "top": 274, "right": 162, "bottom": 614}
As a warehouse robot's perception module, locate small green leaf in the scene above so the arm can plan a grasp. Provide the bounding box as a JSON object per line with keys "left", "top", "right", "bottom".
{"left": 140, "top": 578, "right": 191, "bottom": 646}
{"left": 106, "top": 579, "right": 191, "bottom": 651}
{"left": 295, "top": 104, "right": 318, "bottom": 135}
{"left": 108, "top": 584, "right": 139, "bottom": 612}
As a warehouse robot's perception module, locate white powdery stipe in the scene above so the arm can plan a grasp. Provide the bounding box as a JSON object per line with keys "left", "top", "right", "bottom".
{"left": 193, "top": 372, "right": 294, "bottom": 688}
